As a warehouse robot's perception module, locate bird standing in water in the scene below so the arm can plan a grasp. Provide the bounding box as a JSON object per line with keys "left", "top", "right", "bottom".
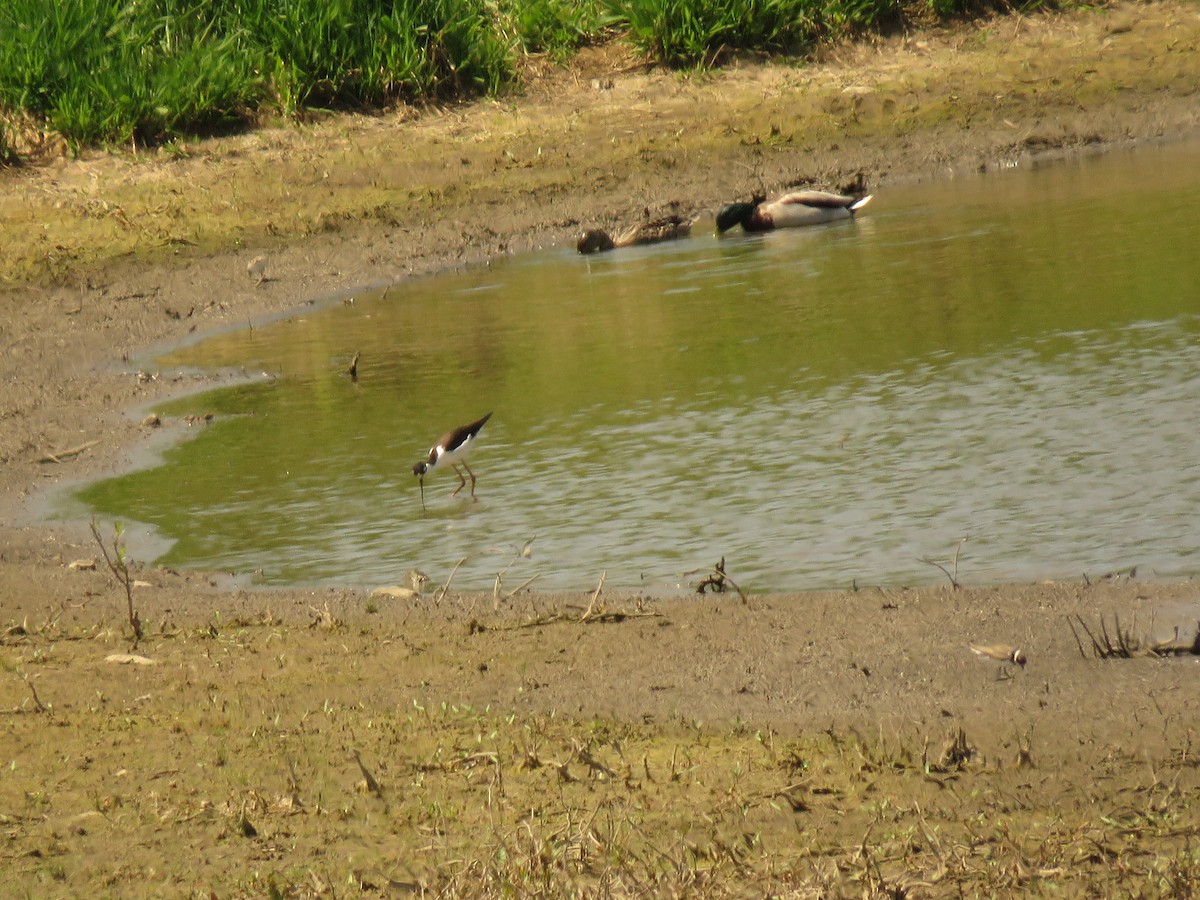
{"left": 412, "top": 412, "right": 493, "bottom": 510}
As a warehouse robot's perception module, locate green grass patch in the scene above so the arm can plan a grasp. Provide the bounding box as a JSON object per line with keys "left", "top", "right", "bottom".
{"left": 0, "top": 0, "right": 1064, "bottom": 152}
{"left": 224, "top": 0, "right": 514, "bottom": 115}
{"left": 616, "top": 0, "right": 827, "bottom": 66}
{"left": 501, "top": 0, "right": 619, "bottom": 59}
{"left": 613, "top": 0, "right": 1067, "bottom": 67}
{"left": 0, "top": 0, "right": 259, "bottom": 151}
{"left": 0, "top": 0, "right": 515, "bottom": 150}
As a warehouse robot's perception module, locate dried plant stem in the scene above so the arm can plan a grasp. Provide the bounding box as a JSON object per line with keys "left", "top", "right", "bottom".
{"left": 434, "top": 556, "right": 467, "bottom": 604}
{"left": 353, "top": 750, "right": 384, "bottom": 796}
{"left": 23, "top": 674, "right": 47, "bottom": 713}
{"left": 918, "top": 537, "right": 968, "bottom": 590}
{"left": 695, "top": 557, "right": 749, "bottom": 604}
{"left": 492, "top": 535, "right": 536, "bottom": 603}
{"left": 1070, "top": 612, "right": 1143, "bottom": 659}
{"left": 501, "top": 573, "right": 542, "bottom": 603}
{"left": 1067, "top": 615, "right": 1091, "bottom": 659}
{"left": 40, "top": 439, "right": 99, "bottom": 464}
{"left": 581, "top": 571, "right": 606, "bottom": 622}
{"left": 89, "top": 519, "right": 143, "bottom": 644}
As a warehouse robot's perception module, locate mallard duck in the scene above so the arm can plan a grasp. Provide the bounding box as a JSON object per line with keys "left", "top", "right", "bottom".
{"left": 716, "top": 190, "right": 873, "bottom": 234}
{"left": 577, "top": 214, "right": 692, "bottom": 254}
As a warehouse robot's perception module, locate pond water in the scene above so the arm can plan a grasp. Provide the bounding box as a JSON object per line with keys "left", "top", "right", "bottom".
{"left": 76, "top": 142, "right": 1200, "bottom": 593}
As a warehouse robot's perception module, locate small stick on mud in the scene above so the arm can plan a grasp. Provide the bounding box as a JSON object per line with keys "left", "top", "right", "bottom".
{"left": 353, "top": 750, "right": 384, "bottom": 796}
{"left": 918, "top": 536, "right": 968, "bottom": 590}
{"left": 89, "top": 519, "right": 143, "bottom": 645}
{"left": 23, "top": 674, "right": 48, "bottom": 713}
{"left": 434, "top": 557, "right": 467, "bottom": 605}
{"left": 696, "top": 557, "right": 749, "bottom": 604}
{"left": 40, "top": 439, "right": 100, "bottom": 464}
{"left": 286, "top": 757, "right": 304, "bottom": 808}
{"left": 1069, "top": 612, "right": 1144, "bottom": 659}
{"left": 492, "top": 535, "right": 536, "bottom": 604}
{"left": 500, "top": 573, "right": 542, "bottom": 605}
{"left": 1067, "top": 615, "right": 1092, "bottom": 659}
{"left": 572, "top": 740, "right": 617, "bottom": 779}
{"left": 581, "top": 571, "right": 606, "bottom": 622}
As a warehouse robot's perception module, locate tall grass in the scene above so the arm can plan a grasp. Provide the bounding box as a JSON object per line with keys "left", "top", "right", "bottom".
{"left": 616, "top": 0, "right": 909, "bottom": 66}
{"left": 217, "top": 0, "right": 513, "bottom": 114}
{"left": 616, "top": 0, "right": 1064, "bottom": 64}
{"left": 0, "top": 0, "right": 514, "bottom": 150}
{"left": 616, "top": 0, "right": 819, "bottom": 66}
{"left": 0, "top": 0, "right": 257, "bottom": 150}
{"left": 0, "top": 0, "right": 1052, "bottom": 152}
{"left": 500, "top": 0, "right": 618, "bottom": 59}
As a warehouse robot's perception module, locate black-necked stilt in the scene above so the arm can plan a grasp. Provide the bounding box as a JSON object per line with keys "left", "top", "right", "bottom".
{"left": 412, "top": 412, "right": 492, "bottom": 510}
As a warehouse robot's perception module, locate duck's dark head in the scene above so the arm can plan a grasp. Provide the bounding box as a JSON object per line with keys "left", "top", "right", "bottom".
{"left": 716, "top": 202, "right": 756, "bottom": 234}
{"left": 577, "top": 229, "right": 616, "bottom": 254}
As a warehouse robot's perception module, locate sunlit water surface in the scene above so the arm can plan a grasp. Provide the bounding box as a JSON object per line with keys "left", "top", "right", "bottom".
{"left": 77, "top": 143, "right": 1200, "bottom": 592}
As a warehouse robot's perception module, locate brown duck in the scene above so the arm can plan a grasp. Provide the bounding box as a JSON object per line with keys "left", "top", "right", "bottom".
{"left": 577, "top": 213, "right": 692, "bottom": 254}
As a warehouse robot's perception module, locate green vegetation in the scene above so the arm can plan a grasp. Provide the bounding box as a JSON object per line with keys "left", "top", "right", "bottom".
{"left": 0, "top": 0, "right": 1049, "bottom": 154}
{"left": 500, "top": 0, "right": 618, "bottom": 59}
{"left": 0, "top": 0, "right": 258, "bottom": 152}
{"left": 0, "top": 0, "right": 513, "bottom": 151}
{"left": 619, "top": 0, "right": 891, "bottom": 66}
{"left": 235, "top": 0, "right": 514, "bottom": 114}
{"left": 0, "top": 120, "right": 14, "bottom": 164}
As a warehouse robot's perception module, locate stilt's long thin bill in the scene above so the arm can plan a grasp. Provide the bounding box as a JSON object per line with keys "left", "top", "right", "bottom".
{"left": 418, "top": 475, "right": 426, "bottom": 512}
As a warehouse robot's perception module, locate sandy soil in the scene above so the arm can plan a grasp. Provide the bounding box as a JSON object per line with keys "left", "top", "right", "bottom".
{"left": 3, "top": 2, "right": 1200, "bottom": 895}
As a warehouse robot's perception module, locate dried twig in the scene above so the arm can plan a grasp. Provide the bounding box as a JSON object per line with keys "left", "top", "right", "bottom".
{"left": 434, "top": 556, "right": 467, "bottom": 604}
{"left": 23, "top": 674, "right": 48, "bottom": 713}
{"left": 40, "top": 439, "right": 99, "bottom": 464}
{"left": 493, "top": 535, "right": 536, "bottom": 604}
{"left": 918, "top": 537, "right": 968, "bottom": 590}
{"left": 511, "top": 607, "right": 662, "bottom": 630}
{"left": 581, "top": 572, "right": 606, "bottom": 622}
{"left": 697, "top": 556, "right": 728, "bottom": 594}
{"left": 89, "top": 519, "right": 143, "bottom": 645}
{"left": 1070, "top": 612, "right": 1144, "bottom": 659}
{"left": 353, "top": 750, "right": 384, "bottom": 796}
{"left": 1067, "top": 615, "right": 1091, "bottom": 660}
{"left": 501, "top": 573, "right": 542, "bottom": 603}
{"left": 696, "top": 557, "right": 749, "bottom": 604}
